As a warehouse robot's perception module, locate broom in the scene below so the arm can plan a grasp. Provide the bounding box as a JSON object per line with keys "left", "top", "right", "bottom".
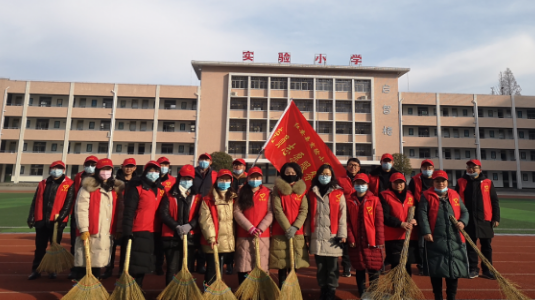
{"left": 203, "top": 244, "right": 237, "bottom": 300}
{"left": 449, "top": 215, "right": 530, "bottom": 300}
{"left": 62, "top": 238, "right": 109, "bottom": 300}
{"left": 279, "top": 237, "right": 302, "bottom": 300}
{"left": 368, "top": 206, "right": 425, "bottom": 300}
{"left": 36, "top": 214, "right": 74, "bottom": 274}
{"left": 109, "top": 238, "right": 145, "bottom": 300}
{"left": 157, "top": 234, "right": 203, "bottom": 300}
{"left": 235, "top": 237, "right": 280, "bottom": 300}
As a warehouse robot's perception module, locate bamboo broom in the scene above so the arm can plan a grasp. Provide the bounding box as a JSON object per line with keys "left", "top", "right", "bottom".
{"left": 279, "top": 237, "right": 302, "bottom": 300}
{"left": 109, "top": 239, "right": 145, "bottom": 300}
{"left": 368, "top": 206, "right": 424, "bottom": 300}
{"left": 36, "top": 214, "right": 74, "bottom": 275}
{"left": 62, "top": 238, "right": 109, "bottom": 300}
{"left": 235, "top": 237, "right": 280, "bottom": 300}
{"left": 449, "top": 215, "right": 530, "bottom": 300}
{"left": 157, "top": 234, "right": 203, "bottom": 300}
{"left": 203, "top": 244, "right": 237, "bottom": 300}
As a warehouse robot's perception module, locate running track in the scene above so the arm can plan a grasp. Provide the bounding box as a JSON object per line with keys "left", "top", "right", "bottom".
{"left": 0, "top": 234, "right": 534, "bottom": 300}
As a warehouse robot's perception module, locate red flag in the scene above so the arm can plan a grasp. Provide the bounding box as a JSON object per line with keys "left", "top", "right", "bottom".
{"left": 263, "top": 101, "right": 346, "bottom": 189}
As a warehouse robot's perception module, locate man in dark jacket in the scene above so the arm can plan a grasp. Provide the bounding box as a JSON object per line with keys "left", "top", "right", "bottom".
{"left": 192, "top": 152, "right": 217, "bottom": 197}
{"left": 455, "top": 159, "right": 500, "bottom": 280}
{"left": 231, "top": 158, "right": 247, "bottom": 192}
{"left": 369, "top": 153, "right": 400, "bottom": 196}
{"left": 27, "top": 160, "right": 75, "bottom": 280}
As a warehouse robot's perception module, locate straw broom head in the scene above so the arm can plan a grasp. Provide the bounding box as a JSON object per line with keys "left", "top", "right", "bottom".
{"left": 203, "top": 244, "right": 237, "bottom": 300}
{"left": 157, "top": 234, "right": 203, "bottom": 300}
{"left": 279, "top": 237, "right": 302, "bottom": 300}
{"left": 109, "top": 239, "right": 145, "bottom": 300}
{"left": 235, "top": 237, "right": 280, "bottom": 300}
{"left": 37, "top": 214, "right": 74, "bottom": 274}
{"left": 62, "top": 238, "right": 109, "bottom": 300}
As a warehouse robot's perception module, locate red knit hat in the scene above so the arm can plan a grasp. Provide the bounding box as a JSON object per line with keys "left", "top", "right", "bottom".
{"left": 157, "top": 157, "right": 170, "bottom": 165}
{"left": 432, "top": 170, "right": 449, "bottom": 180}
{"left": 352, "top": 173, "right": 370, "bottom": 183}
{"left": 179, "top": 165, "right": 195, "bottom": 178}
{"left": 381, "top": 153, "right": 394, "bottom": 162}
{"left": 144, "top": 160, "right": 160, "bottom": 170}
{"left": 389, "top": 172, "right": 406, "bottom": 183}
{"left": 84, "top": 155, "right": 99, "bottom": 164}
{"left": 217, "top": 169, "right": 233, "bottom": 181}
{"left": 122, "top": 158, "right": 136, "bottom": 167}
{"left": 49, "top": 160, "right": 66, "bottom": 169}
{"left": 96, "top": 158, "right": 114, "bottom": 169}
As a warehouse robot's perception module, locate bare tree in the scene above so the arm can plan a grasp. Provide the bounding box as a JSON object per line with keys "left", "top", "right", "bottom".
{"left": 492, "top": 68, "right": 522, "bottom": 95}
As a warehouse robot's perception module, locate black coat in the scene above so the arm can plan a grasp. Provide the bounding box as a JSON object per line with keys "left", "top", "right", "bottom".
{"left": 455, "top": 173, "right": 500, "bottom": 239}
{"left": 159, "top": 183, "right": 199, "bottom": 246}
{"left": 27, "top": 175, "right": 75, "bottom": 228}
{"left": 116, "top": 169, "right": 139, "bottom": 190}
{"left": 192, "top": 166, "right": 214, "bottom": 197}
{"left": 370, "top": 165, "right": 400, "bottom": 194}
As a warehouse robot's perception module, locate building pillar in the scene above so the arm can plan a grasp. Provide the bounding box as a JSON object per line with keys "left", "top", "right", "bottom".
{"left": 511, "top": 94, "right": 522, "bottom": 189}
{"left": 107, "top": 84, "right": 118, "bottom": 159}
{"left": 370, "top": 78, "right": 376, "bottom": 160}
{"left": 193, "top": 86, "right": 201, "bottom": 165}
{"left": 0, "top": 164, "right": 5, "bottom": 183}
{"left": 245, "top": 76, "right": 252, "bottom": 158}
{"left": 436, "top": 93, "right": 443, "bottom": 170}
{"left": 13, "top": 81, "right": 30, "bottom": 183}
{"left": 398, "top": 92, "right": 403, "bottom": 154}
{"left": 313, "top": 78, "right": 317, "bottom": 130}
{"left": 332, "top": 79, "right": 336, "bottom": 156}
{"left": 351, "top": 79, "right": 356, "bottom": 157}
{"left": 473, "top": 95, "right": 481, "bottom": 161}
{"left": 62, "top": 82, "right": 75, "bottom": 163}
{"left": 151, "top": 85, "right": 160, "bottom": 161}
{"left": 0, "top": 86, "right": 10, "bottom": 147}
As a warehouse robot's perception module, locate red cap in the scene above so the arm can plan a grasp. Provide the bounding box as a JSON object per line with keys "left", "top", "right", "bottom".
{"left": 389, "top": 172, "right": 406, "bottom": 183}
{"left": 352, "top": 173, "right": 370, "bottom": 183}
{"left": 233, "top": 158, "right": 246, "bottom": 166}
{"left": 157, "top": 157, "right": 170, "bottom": 165}
{"left": 84, "top": 155, "right": 99, "bottom": 164}
{"left": 199, "top": 153, "right": 212, "bottom": 161}
{"left": 381, "top": 153, "right": 394, "bottom": 162}
{"left": 432, "top": 170, "right": 449, "bottom": 180}
{"left": 247, "top": 166, "right": 263, "bottom": 177}
{"left": 96, "top": 158, "right": 114, "bottom": 169}
{"left": 421, "top": 159, "right": 434, "bottom": 167}
{"left": 122, "top": 158, "right": 136, "bottom": 167}
{"left": 179, "top": 164, "right": 195, "bottom": 178}
{"left": 217, "top": 169, "right": 233, "bottom": 181}
{"left": 466, "top": 159, "right": 482, "bottom": 167}
{"left": 144, "top": 160, "right": 161, "bottom": 170}
{"left": 49, "top": 160, "right": 66, "bottom": 169}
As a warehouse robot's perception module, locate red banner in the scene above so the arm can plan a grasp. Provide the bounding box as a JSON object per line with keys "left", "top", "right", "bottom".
{"left": 263, "top": 101, "right": 346, "bottom": 189}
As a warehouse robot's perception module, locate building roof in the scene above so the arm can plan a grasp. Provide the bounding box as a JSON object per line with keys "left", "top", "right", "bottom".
{"left": 191, "top": 60, "right": 410, "bottom": 80}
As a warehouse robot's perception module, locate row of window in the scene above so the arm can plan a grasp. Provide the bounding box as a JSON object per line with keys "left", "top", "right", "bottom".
{"left": 405, "top": 106, "right": 535, "bottom": 119}
{"left": 227, "top": 141, "right": 372, "bottom": 156}
{"left": 231, "top": 99, "right": 371, "bottom": 113}
{"left": 231, "top": 77, "right": 371, "bottom": 92}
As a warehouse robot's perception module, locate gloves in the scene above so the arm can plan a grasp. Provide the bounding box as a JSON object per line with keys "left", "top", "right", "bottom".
{"left": 176, "top": 224, "right": 193, "bottom": 236}
{"left": 80, "top": 231, "right": 90, "bottom": 241}
{"left": 285, "top": 226, "right": 299, "bottom": 240}
{"left": 248, "top": 226, "right": 258, "bottom": 236}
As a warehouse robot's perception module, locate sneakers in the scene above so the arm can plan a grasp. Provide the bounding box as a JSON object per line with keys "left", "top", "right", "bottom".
{"left": 481, "top": 271, "right": 496, "bottom": 280}
{"left": 342, "top": 270, "right": 351, "bottom": 278}
{"left": 28, "top": 271, "right": 41, "bottom": 280}
{"left": 469, "top": 269, "right": 479, "bottom": 279}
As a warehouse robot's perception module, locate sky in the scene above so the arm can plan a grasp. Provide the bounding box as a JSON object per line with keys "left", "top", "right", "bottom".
{"left": 1, "top": 0, "right": 534, "bottom": 95}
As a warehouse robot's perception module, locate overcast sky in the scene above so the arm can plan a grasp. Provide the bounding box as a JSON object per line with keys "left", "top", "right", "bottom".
{"left": 1, "top": 0, "right": 534, "bottom": 95}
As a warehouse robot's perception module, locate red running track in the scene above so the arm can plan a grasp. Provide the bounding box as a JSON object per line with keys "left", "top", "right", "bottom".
{"left": 0, "top": 234, "right": 534, "bottom": 300}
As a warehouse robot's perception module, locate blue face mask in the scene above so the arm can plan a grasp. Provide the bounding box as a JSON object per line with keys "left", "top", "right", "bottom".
{"left": 422, "top": 170, "right": 433, "bottom": 178}
{"left": 467, "top": 172, "right": 478, "bottom": 178}
{"left": 233, "top": 169, "right": 244, "bottom": 175}
{"left": 248, "top": 179, "right": 262, "bottom": 188}
{"left": 199, "top": 160, "right": 210, "bottom": 169}
{"left": 318, "top": 175, "right": 331, "bottom": 185}
{"left": 84, "top": 165, "right": 96, "bottom": 174}
{"left": 382, "top": 162, "right": 392, "bottom": 171}
{"left": 145, "top": 172, "right": 160, "bottom": 182}
{"left": 179, "top": 179, "right": 193, "bottom": 190}
{"left": 435, "top": 187, "right": 448, "bottom": 194}
{"left": 161, "top": 166, "right": 169, "bottom": 174}
{"left": 50, "top": 169, "right": 64, "bottom": 178}
{"left": 217, "top": 181, "right": 231, "bottom": 191}
{"left": 354, "top": 184, "right": 368, "bottom": 193}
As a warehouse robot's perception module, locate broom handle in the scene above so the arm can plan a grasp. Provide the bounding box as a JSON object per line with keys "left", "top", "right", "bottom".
{"left": 213, "top": 244, "right": 221, "bottom": 280}
{"left": 84, "top": 238, "right": 91, "bottom": 275}
{"left": 124, "top": 239, "right": 132, "bottom": 274}
{"left": 289, "top": 237, "right": 295, "bottom": 271}
{"left": 52, "top": 214, "right": 59, "bottom": 244}
{"left": 399, "top": 206, "right": 416, "bottom": 266}
{"left": 183, "top": 234, "right": 188, "bottom": 271}
{"left": 255, "top": 236, "right": 261, "bottom": 268}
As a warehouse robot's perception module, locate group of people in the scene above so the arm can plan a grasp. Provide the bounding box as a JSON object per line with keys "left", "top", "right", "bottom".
{"left": 26, "top": 151, "right": 500, "bottom": 300}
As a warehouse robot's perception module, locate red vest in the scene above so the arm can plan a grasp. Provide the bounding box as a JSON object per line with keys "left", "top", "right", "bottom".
{"left": 411, "top": 174, "right": 423, "bottom": 202}
{"left": 34, "top": 177, "right": 74, "bottom": 223}
{"left": 347, "top": 191, "right": 380, "bottom": 246}
{"left": 74, "top": 172, "right": 84, "bottom": 197}
{"left": 161, "top": 175, "right": 177, "bottom": 193}
{"left": 457, "top": 178, "right": 493, "bottom": 222}
{"left": 77, "top": 188, "right": 119, "bottom": 236}
{"left": 308, "top": 189, "right": 343, "bottom": 235}
{"left": 236, "top": 185, "right": 271, "bottom": 238}
{"left": 210, "top": 170, "right": 217, "bottom": 185}
{"left": 339, "top": 175, "right": 355, "bottom": 200}
{"left": 272, "top": 189, "right": 307, "bottom": 236}
{"left": 200, "top": 196, "right": 220, "bottom": 246}
{"left": 162, "top": 193, "right": 202, "bottom": 238}
{"left": 423, "top": 188, "right": 465, "bottom": 243}
{"left": 369, "top": 175, "right": 380, "bottom": 196}
{"left": 380, "top": 190, "right": 417, "bottom": 241}
{"left": 131, "top": 185, "right": 164, "bottom": 233}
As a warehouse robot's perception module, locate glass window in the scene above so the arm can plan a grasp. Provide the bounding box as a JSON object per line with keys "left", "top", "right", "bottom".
{"left": 231, "top": 76, "right": 248, "bottom": 89}
{"left": 120, "top": 100, "right": 126, "bottom": 108}
{"left": 465, "top": 151, "right": 470, "bottom": 158}
{"left": 51, "top": 143, "right": 57, "bottom": 152}
{"left": 230, "top": 98, "right": 247, "bottom": 110}
{"left": 523, "top": 173, "right": 528, "bottom": 181}
{"left": 355, "top": 102, "right": 371, "bottom": 113}
{"left": 409, "top": 149, "right": 415, "bottom": 157}
{"left": 335, "top": 79, "right": 351, "bottom": 92}
{"left": 86, "top": 144, "right": 93, "bottom": 152}
{"left": 417, "top": 107, "right": 428, "bottom": 116}
{"left": 26, "top": 120, "right": 30, "bottom": 128}
{"left": 33, "top": 142, "right": 46, "bottom": 152}
{"left": 140, "top": 122, "right": 147, "bottom": 131}
{"left": 453, "top": 129, "right": 459, "bottom": 138}
{"left": 492, "top": 173, "right": 498, "bottom": 180}
{"left": 521, "top": 152, "right": 527, "bottom": 160}
{"left": 131, "top": 100, "right": 138, "bottom": 109}
{"left": 161, "top": 143, "right": 173, "bottom": 154}
{"left": 517, "top": 110, "right": 522, "bottom": 118}
{"left": 20, "top": 166, "right": 25, "bottom": 175}
{"left": 290, "top": 78, "right": 313, "bottom": 90}
{"left": 464, "top": 130, "right": 469, "bottom": 137}
{"left": 419, "top": 127, "right": 429, "bottom": 137}
{"left": 180, "top": 123, "right": 186, "bottom": 131}
{"left": 488, "top": 110, "right": 493, "bottom": 117}
{"left": 178, "top": 145, "right": 185, "bottom": 153}
{"left": 316, "top": 79, "right": 333, "bottom": 91}
{"left": 118, "top": 122, "right": 124, "bottom": 130}
{"left": 463, "top": 109, "right": 468, "bottom": 116}
{"left": 491, "top": 151, "right": 496, "bottom": 159}
{"left": 270, "top": 77, "right": 287, "bottom": 90}
{"left": 528, "top": 110, "right": 535, "bottom": 119}
{"left": 129, "top": 122, "right": 136, "bottom": 131}
{"left": 442, "top": 108, "right": 449, "bottom": 116}
{"left": 89, "top": 122, "right": 95, "bottom": 129}
{"left": 57, "top": 99, "right": 63, "bottom": 107}
{"left": 408, "top": 128, "right": 414, "bottom": 136}
{"left": 354, "top": 80, "right": 371, "bottom": 92}
{"left": 23, "top": 143, "right": 27, "bottom": 151}
{"left": 489, "top": 130, "right": 495, "bottom": 138}
{"left": 481, "top": 150, "right": 486, "bottom": 160}
{"left": 181, "top": 102, "right": 187, "bottom": 109}
{"left": 419, "top": 148, "right": 431, "bottom": 158}
{"left": 407, "top": 108, "right": 413, "bottom": 115}
{"left": 452, "top": 108, "right": 458, "bottom": 116}
{"left": 54, "top": 121, "right": 60, "bottom": 128}
{"left": 116, "top": 144, "right": 122, "bottom": 152}
{"left": 251, "top": 77, "right": 268, "bottom": 89}
{"left": 91, "top": 99, "right": 97, "bottom": 107}
{"left": 519, "top": 131, "right": 524, "bottom": 139}
{"left": 30, "top": 164, "right": 43, "bottom": 176}
{"left": 142, "top": 100, "right": 149, "bottom": 109}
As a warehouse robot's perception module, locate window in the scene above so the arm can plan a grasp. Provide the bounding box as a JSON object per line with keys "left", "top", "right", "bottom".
{"left": 481, "top": 150, "right": 486, "bottom": 160}
{"left": 417, "top": 107, "right": 428, "bottom": 116}
{"left": 228, "top": 142, "right": 246, "bottom": 154}
{"left": 120, "top": 100, "right": 126, "bottom": 108}
{"left": 465, "top": 151, "right": 471, "bottom": 158}
{"left": 491, "top": 151, "right": 496, "bottom": 159}
{"left": 488, "top": 110, "right": 493, "bottom": 117}
{"left": 335, "top": 101, "right": 351, "bottom": 113}
{"left": 229, "top": 120, "right": 246, "bottom": 131}
{"left": 179, "top": 123, "right": 186, "bottom": 131}
{"left": 489, "top": 130, "right": 495, "bottom": 138}
{"left": 250, "top": 77, "right": 268, "bottom": 89}
{"left": 521, "top": 152, "right": 527, "bottom": 160}
{"left": 419, "top": 148, "right": 431, "bottom": 158}
{"left": 116, "top": 144, "right": 122, "bottom": 153}
{"left": 443, "top": 129, "right": 450, "bottom": 138}
{"left": 463, "top": 109, "right": 468, "bottom": 116}
{"left": 178, "top": 145, "right": 185, "bottom": 153}
{"left": 492, "top": 173, "right": 498, "bottom": 180}
{"left": 231, "top": 76, "right": 247, "bottom": 89}
{"left": 408, "top": 128, "right": 414, "bottom": 136}
{"left": 164, "top": 100, "right": 176, "bottom": 109}
{"left": 89, "top": 122, "right": 95, "bottom": 130}
{"left": 163, "top": 122, "right": 174, "bottom": 132}
{"left": 181, "top": 102, "right": 187, "bottom": 109}
{"left": 20, "top": 166, "right": 25, "bottom": 175}
{"left": 295, "top": 100, "right": 312, "bottom": 112}
{"left": 453, "top": 129, "right": 459, "bottom": 138}
{"left": 517, "top": 110, "right": 523, "bottom": 118}
{"left": 250, "top": 121, "right": 264, "bottom": 132}
{"left": 103, "top": 99, "right": 112, "bottom": 108}
{"left": 433, "top": 129, "right": 438, "bottom": 136}
{"left": 30, "top": 164, "right": 43, "bottom": 176}
{"left": 498, "top": 129, "right": 505, "bottom": 139}
{"left": 355, "top": 80, "right": 371, "bottom": 92}
{"left": 409, "top": 149, "right": 415, "bottom": 157}
{"left": 335, "top": 123, "right": 351, "bottom": 134}
{"left": 454, "top": 150, "right": 461, "bottom": 160}
{"left": 316, "top": 79, "right": 333, "bottom": 91}
{"left": 523, "top": 173, "right": 528, "bottom": 181}
{"left": 317, "top": 100, "right": 332, "bottom": 112}
{"left": 51, "top": 143, "right": 57, "bottom": 152}
{"left": 26, "top": 120, "right": 30, "bottom": 128}
{"left": 519, "top": 131, "right": 525, "bottom": 139}
{"left": 86, "top": 144, "right": 93, "bottom": 152}
{"left": 91, "top": 99, "right": 97, "bottom": 107}
{"left": 478, "top": 108, "right": 483, "bottom": 117}
{"left": 442, "top": 108, "right": 449, "bottom": 116}
{"left": 452, "top": 108, "right": 458, "bottom": 117}
{"left": 140, "top": 122, "right": 147, "bottom": 131}
{"left": 33, "top": 142, "right": 46, "bottom": 153}
{"left": 407, "top": 108, "right": 413, "bottom": 115}
{"left": 129, "top": 122, "right": 136, "bottom": 131}
{"left": 533, "top": 172, "right": 535, "bottom": 182}
{"left": 290, "top": 78, "right": 313, "bottom": 90}
{"left": 118, "top": 122, "right": 124, "bottom": 130}
{"left": 464, "top": 130, "right": 469, "bottom": 137}
{"left": 23, "top": 143, "right": 27, "bottom": 151}
{"left": 54, "top": 121, "right": 60, "bottom": 129}
{"left": 355, "top": 123, "right": 370, "bottom": 134}
{"left": 250, "top": 142, "right": 264, "bottom": 154}
{"left": 138, "top": 144, "right": 145, "bottom": 155}
{"left": 141, "top": 99, "right": 149, "bottom": 109}
{"left": 317, "top": 122, "right": 331, "bottom": 134}
{"left": 161, "top": 143, "right": 173, "bottom": 154}
{"left": 131, "top": 99, "right": 138, "bottom": 109}
{"left": 419, "top": 127, "right": 429, "bottom": 137}
{"left": 57, "top": 99, "right": 63, "bottom": 107}
{"left": 355, "top": 102, "right": 371, "bottom": 113}
{"left": 335, "top": 79, "right": 351, "bottom": 91}
{"left": 230, "top": 98, "right": 247, "bottom": 110}
{"left": 270, "top": 77, "right": 287, "bottom": 90}
{"left": 251, "top": 99, "right": 266, "bottom": 110}
{"left": 498, "top": 109, "right": 504, "bottom": 118}
{"left": 528, "top": 110, "right": 535, "bottom": 119}
{"left": 530, "top": 130, "right": 535, "bottom": 140}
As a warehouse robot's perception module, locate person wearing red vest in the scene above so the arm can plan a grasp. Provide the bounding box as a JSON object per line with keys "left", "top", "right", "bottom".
{"left": 346, "top": 173, "right": 384, "bottom": 297}
{"left": 27, "top": 160, "right": 75, "bottom": 280}
{"left": 270, "top": 162, "right": 309, "bottom": 289}
{"left": 73, "top": 158, "right": 124, "bottom": 281}
{"left": 158, "top": 164, "right": 203, "bottom": 285}
{"left": 305, "top": 164, "right": 347, "bottom": 300}
{"left": 193, "top": 152, "right": 217, "bottom": 197}
{"left": 455, "top": 159, "right": 500, "bottom": 280}
{"left": 233, "top": 167, "right": 273, "bottom": 284}
{"left": 418, "top": 170, "right": 469, "bottom": 300}
{"left": 198, "top": 169, "right": 237, "bottom": 287}
{"left": 379, "top": 172, "right": 418, "bottom": 276}
{"left": 122, "top": 160, "right": 164, "bottom": 287}
{"left": 369, "top": 153, "right": 401, "bottom": 196}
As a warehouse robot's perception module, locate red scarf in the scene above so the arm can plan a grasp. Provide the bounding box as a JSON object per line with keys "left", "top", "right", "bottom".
{"left": 423, "top": 188, "right": 465, "bottom": 243}
{"left": 308, "top": 188, "right": 343, "bottom": 234}
{"left": 34, "top": 177, "right": 73, "bottom": 223}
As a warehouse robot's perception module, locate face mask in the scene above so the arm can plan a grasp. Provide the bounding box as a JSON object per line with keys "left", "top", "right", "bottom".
{"left": 435, "top": 187, "right": 448, "bottom": 194}
{"left": 100, "top": 170, "right": 112, "bottom": 180}
{"left": 84, "top": 165, "right": 96, "bottom": 174}
{"left": 217, "top": 181, "right": 231, "bottom": 191}
{"left": 233, "top": 169, "right": 244, "bottom": 175}
{"left": 422, "top": 170, "right": 433, "bottom": 178}
{"left": 467, "top": 172, "right": 478, "bottom": 178}
{"left": 318, "top": 175, "right": 331, "bottom": 185}
{"left": 146, "top": 172, "right": 160, "bottom": 182}
{"left": 179, "top": 180, "right": 193, "bottom": 190}
{"left": 281, "top": 174, "right": 299, "bottom": 183}
{"left": 161, "top": 166, "right": 169, "bottom": 174}
{"left": 199, "top": 160, "right": 210, "bottom": 169}
{"left": 382, "top": 162, "right": 392, "bottom": 171}
{"left": 248, "top": 179, "right": 262, "bottom": 188}
{"left": 354, "top": 184, "right": 368, "bottom": 193}
{"left": 50, "top": 169, "right": 63, "bottom": 178}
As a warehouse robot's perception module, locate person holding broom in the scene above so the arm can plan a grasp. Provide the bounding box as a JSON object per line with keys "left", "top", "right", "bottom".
{"left": 346, "top": 173, "right": 385, "bottom": 297}
{"left": 418, "top": 170, "right": 469, "bottom": 300}
{"left": 270, "top": 162, "right": 309, "bottom": 289}
{"left": 233, "top": 166, "right": 273, "bottom": 284}
{"left": 198, "top": 169, "right": 237, "bottom": 289}
{"left": 73, "top": 158, "right": 124, "bottom": 280}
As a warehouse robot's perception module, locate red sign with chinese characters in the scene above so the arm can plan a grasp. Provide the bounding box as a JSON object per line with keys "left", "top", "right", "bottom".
{"left": 243, "top": 51, "right": 254, "bottom": 61}
{"left": 350, "top": 54, "right": 362, "bottom": 65}
{"left": 264, "top": 101, "right": 346, "bottom": 189}
{"left": 278, "top": 52, "right": 291, "bottom": 63}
